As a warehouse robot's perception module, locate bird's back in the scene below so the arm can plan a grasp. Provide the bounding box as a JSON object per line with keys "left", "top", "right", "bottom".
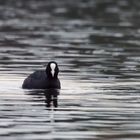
{"left": 22, "top": 71, "right": 47, "bottom": 89}
{"left": 29, "top": 71, "right": 47, "bottom": 80}
{"left": 22, "top": 70, "right": 61, "bottom": 89}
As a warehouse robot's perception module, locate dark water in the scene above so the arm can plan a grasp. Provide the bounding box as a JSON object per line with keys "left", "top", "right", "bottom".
{"left": 0, "top": 0, "right": 140, "bottom": 139}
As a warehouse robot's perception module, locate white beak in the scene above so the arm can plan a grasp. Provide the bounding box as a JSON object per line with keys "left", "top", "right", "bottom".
{"left": 51, "top": 70, "right": 55, "bottom": 77}
{"left": 50, "top": 63, "right": 56, "bottom": 77}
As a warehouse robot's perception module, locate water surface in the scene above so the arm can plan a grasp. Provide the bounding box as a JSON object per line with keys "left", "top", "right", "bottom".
{"left": 0, "top": 0, "right": 140, "bottom": 140}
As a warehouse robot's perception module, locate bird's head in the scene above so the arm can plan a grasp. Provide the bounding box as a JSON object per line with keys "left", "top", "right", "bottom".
{"left": 46, "top": 61, "right": 59, "bottom": 78}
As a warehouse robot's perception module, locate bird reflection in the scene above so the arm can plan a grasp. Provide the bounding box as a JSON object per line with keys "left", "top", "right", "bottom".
{"left": 24, "top": 89, "right": 60, "bottom": 108}
{"left": 44, "top": 89, "right": 60, "bottom": 108}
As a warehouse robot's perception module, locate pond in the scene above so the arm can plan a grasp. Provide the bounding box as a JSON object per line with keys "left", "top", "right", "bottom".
{"left": 0, "top": 0, "right": 140, "bottom": 139}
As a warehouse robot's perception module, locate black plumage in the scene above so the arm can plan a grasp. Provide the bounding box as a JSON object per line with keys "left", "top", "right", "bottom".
{"left": 22, "top": 61, "right": 61, "bottom": 89}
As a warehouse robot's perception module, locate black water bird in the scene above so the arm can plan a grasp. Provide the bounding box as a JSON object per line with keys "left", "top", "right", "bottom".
{"left": 22, "top": 61, "right": 61, "bottom": 89}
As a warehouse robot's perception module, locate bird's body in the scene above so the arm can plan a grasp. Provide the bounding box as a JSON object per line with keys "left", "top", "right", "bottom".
{"left": 22, "top": 61, "right": 61, "bottom": 89}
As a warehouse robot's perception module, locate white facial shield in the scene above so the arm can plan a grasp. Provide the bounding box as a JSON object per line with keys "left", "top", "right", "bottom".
{"left": 50, "top": 63, "right": 56, "bottom": 77}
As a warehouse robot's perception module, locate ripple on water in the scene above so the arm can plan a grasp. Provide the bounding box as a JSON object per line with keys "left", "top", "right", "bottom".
{"left": 0, "top": 0, "right": 140, "bottom": 140}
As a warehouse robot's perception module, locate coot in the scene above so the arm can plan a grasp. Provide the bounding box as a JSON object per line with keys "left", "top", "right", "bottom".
{"left": 22, "top": 61, "right": 61, "bottom": 89}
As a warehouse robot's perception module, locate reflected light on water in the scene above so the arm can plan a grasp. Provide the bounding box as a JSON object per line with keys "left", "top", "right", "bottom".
{"left": 0, "top": 0, "right": 140, "bottom": 139}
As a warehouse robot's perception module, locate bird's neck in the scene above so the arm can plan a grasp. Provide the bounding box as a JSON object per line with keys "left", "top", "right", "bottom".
{"left": 48, "top": 75, "right": 58, "bottom": 79}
